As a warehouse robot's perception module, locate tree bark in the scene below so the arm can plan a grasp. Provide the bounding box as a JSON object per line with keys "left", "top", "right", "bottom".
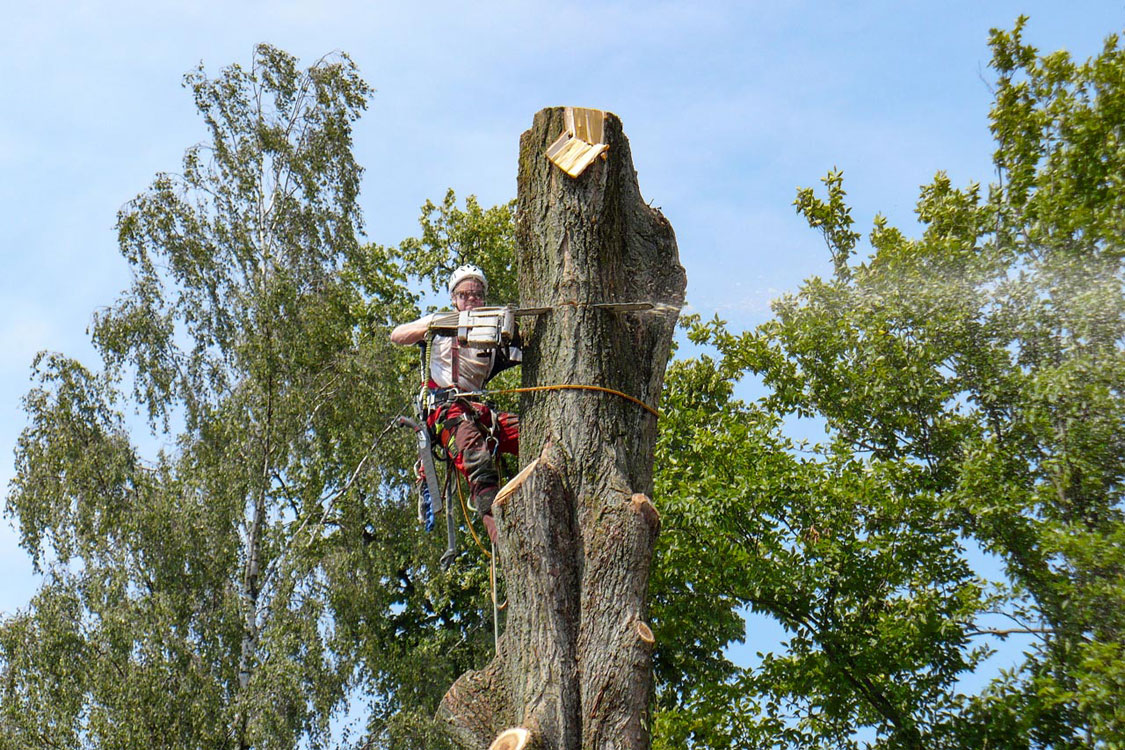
{"left": 438, "top": 107, "right": 685, "bottom": 750}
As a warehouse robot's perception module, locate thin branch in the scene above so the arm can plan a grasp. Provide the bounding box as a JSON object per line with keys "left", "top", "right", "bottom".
{"left": 255, "top": 409, "right": 407, "bottom": 597}
{"left": 967, "top": 627, "right": 1054, "bottom": 639}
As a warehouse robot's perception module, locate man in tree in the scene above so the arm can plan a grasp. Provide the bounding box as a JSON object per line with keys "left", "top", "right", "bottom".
{"left": 391, "top": 264, "right": 520, "bottom": 546}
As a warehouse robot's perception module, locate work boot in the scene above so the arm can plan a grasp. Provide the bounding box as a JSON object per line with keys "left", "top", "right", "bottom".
{"left": 482, "top": 513, "right": 499, "bottom": 547}
{"left": 473, "top": 486, "right": 500, "bottom": 546}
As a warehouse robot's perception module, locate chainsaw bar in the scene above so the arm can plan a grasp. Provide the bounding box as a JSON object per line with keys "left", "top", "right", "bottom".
{"left": 427, "top": 303, "right": 658, "bottom": 349}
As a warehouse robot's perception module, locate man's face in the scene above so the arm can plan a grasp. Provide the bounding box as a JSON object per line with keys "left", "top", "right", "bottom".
{"left": 452, "top": 279, "right": 486, "bottom": 311}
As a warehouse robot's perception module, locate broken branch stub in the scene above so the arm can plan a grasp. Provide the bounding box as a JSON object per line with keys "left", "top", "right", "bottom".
{"left": 490, "top": 727, "right": 531, "bottom": 750}
{"left": 494, "top": 457, "right": 540, "bottom": 508}
{"left": 634, "top": 620, "right": 655, "bottom": 645}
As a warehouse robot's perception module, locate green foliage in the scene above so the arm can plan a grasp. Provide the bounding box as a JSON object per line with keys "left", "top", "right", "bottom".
{"left": 376, "top": 189, "right": 518, "bottom": 306}
{"left": 652, "top": 359, "right": 983, "bottom": 750}
{"left": 652, "top": 18, "right": 1125, "bottom": 749}
{"left": 0, "top": 45, "right": 496, "bottom": 750}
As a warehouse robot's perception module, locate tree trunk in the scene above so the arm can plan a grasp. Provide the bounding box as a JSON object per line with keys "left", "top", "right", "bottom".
{"left": 439, "top": 107, "right": 685, "bottom": 750}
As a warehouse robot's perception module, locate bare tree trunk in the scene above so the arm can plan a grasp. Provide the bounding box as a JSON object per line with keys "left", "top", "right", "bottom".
{"left": 439, "top": 108, "right": 685, "bottom": 750}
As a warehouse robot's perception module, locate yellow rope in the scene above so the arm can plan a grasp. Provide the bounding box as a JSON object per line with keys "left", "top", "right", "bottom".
{"left": 491, "top": 552, "right": 499, "bottom": 652}
{"left": 489, "top": 384, "right": 660, "bottom": 419}
{"left": 453, "top": 468, "right": 505, "bottom": 648}
{"left": 440, "top": 382, "right": 654, "bottom": 651}
{"left": 455, "top": 471, "right": 493, "bottom": 559}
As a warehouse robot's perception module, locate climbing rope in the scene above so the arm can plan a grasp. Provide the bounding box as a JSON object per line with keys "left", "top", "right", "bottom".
{"left": 452, "top": 468, "right": 506, "bottom": 653}
{"left": 455, "top": 472, "right": 492, "bottom": 559}
{"left": 491, "top": 552, "right": 500, "bottom": 651}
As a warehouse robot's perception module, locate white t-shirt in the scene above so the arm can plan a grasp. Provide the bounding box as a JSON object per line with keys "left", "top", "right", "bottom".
{"left": 428, "top": 335, "right": 495, "bottom": 391}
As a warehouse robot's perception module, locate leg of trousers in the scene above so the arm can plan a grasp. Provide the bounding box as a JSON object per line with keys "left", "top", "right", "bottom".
{"left": 429, "top": 402, "right": 519, "bottom": 516}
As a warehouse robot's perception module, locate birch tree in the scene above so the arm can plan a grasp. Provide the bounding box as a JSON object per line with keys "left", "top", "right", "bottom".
{"left": 1, "top": 45, "right": 411, "bottom": 750}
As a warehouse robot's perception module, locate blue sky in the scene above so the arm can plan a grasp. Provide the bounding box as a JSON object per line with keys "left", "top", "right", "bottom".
{"left": 2, "top": 0, "right": 1122, "bottom": 704}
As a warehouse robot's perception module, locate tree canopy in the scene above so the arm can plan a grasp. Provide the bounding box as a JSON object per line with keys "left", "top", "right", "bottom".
{"left": 651, "top": 17, "right": 1125, "bottom": 749}
{"left": 0, "top": 44, "right": 472, "bottom": 750}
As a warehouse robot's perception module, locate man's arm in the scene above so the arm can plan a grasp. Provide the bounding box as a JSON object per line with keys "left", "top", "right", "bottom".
{"left": 389, "top": 314, "right": 434, "bottom": 346}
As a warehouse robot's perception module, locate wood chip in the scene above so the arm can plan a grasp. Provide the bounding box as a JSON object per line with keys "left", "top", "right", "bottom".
{"left": 494, "top": 457, "right": 540, "bottom": 508}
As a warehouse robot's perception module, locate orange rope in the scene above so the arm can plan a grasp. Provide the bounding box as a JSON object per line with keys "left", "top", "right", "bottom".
{"left": 453, "top": 467, "right": 506, "bottom": 638}
{"left": 455, "top": 472, "right": 492, "bottom": 559}
{"left": 489, "top": 384, "right": 660, "bottom": 419}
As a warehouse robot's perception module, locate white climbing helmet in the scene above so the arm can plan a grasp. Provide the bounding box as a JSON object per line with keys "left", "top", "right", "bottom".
{"left": 448, "top": 264, "right": 488, "bottom": 296}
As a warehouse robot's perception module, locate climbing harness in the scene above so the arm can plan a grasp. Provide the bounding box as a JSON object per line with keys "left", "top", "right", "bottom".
{"left": 395, "top": 331, "right": 510, "bottom": 571}
{"left": 393, "top": 299, "right": 676, "bottom": 651}
{"left": 396, "top": 302, "right": 668, "bottom": 565}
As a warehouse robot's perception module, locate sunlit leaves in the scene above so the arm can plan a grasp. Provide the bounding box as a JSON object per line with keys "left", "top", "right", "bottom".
{"left": 1, "top": 45, "right": 420, "bottom": 750}
{"left": 389, "top": 189, "right": 518, "bottom": 305}
{"left": 655, "top": 18, "right": 1125, "bottom": 749}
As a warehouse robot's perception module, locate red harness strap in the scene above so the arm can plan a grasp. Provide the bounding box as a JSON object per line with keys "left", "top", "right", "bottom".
{"left": 451, "top": 335, "right": 460, "bottom": 388}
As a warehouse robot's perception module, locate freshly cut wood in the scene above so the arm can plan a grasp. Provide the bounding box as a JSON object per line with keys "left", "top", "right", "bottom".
{"left": 494, "top": 457, "right": 540, "bottom": 508}
{"left": 545, "top": 106, "right": 610, "bottom": 177}
{"left": 489, "top": 727, "right": 530, "bottom": 750}
{"left": 634, "top": 620, "right": 655, "bottom": 645}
